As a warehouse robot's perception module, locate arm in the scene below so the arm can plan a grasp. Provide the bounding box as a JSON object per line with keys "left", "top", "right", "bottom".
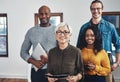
{"left": 95, "top": 50, "right": 111, "bottom": 76}
{"left": 46, "top": 51, "right": 58, "bottom": 82}
{"left": 76, "top": 21, "right": 91, "bottom": 48}
{"left": 76, "top": 29, "right": 82, "bottom": 48}
{"left": 28, "top": 57, "right": 44, "bottom": 69}
{"left": 77, "top": 49, "right": 84, "bottom": 80}
{"left": 116, "top": 52, "right": 120, "bottom": 64}
{"left": 66, "top": 73, "right": 82, "bottom": 82}
{"left": 70, "top": 49, "right": 83, "bottom": 81}
{"left": 112, "top": 52, "right": 120, "bottom": 71}
{"left": 20, "top": 31, "right": 32, "bottom": 62}
{"left": 66, "top": 49, "right": 83, "bottom": 82}
{"left": 111, "top": 24, "right": 120, "bottom": 70}
{"left": 20, "top": 30, "right": 45, "bottom": 69}
{"left": 76, "top": 25, "right": 85, "bottom": 48}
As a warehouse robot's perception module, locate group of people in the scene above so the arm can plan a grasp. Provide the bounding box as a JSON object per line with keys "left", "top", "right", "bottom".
{"left": 20, "top": 0, "right": 120, "bottom": 82}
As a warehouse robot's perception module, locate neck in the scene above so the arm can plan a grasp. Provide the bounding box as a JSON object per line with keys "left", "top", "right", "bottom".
{"left": 92, "top": 17, "right": 101, "bottom": 24}
{"left": 59, "top": 43, "right": 68, "bottom": 50}
{"left": 87, "top": 44, "right": 94, "bottom": 49}
{"left": 40, "top": 23, "right": 50, "bottom": 27}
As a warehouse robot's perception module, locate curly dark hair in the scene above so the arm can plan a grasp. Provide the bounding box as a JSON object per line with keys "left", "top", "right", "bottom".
{"left": 79, "top": 26, "right": 103, "bottom": 54}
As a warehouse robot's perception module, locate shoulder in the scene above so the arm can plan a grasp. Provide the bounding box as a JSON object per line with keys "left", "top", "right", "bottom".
{"left": 27, "top": 25, "right": 38, "bottom": 32}
{"left": 100, "top": 19, "right": 117, "bottom": 33}
{"left": 80, "top": 20, "right": 91, "bottom": 32}
{"left": 24, "top": 26, "right": 37, "bottom": 36}
{"left": 101, "top": 18, "right": 115, "bottom": 28}
{"left": 69, "top": 45, "right": 81, "bottom": 53}
{"left": 81, "top": 21, "right": 91, "bottom": 28}
{"left": 68, "top": 45, "right": 82, "bottom": 58}
{"left": 100, "top": 49, "right": 106, "bottom": 52}
{"left": 69, "top": 45, "right": 77, "bottom": 49}
{"left": 99, "top": 49, "right": 108, "bottom": 56}
{"left": 49, "top": 46, "right": 57, "bottom": 53}
{"left": 49, "top": 25, "right": 56, "bottom": 29}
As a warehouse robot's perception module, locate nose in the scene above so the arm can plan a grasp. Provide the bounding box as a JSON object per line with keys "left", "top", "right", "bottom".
{"left": 61, "top": 32, "right": 65, "bottom": 36}
{"left": 42, "top": 14, "right": 46, "bottom": 18}
{"left": 94, "top": 9, "right": 98, "bottom": 12}
{"left": 87, "top": 36, "right": 92, "bottom": 39}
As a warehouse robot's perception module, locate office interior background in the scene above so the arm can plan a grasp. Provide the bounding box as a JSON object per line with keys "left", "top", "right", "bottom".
{"left": 0, "top": 0, "right": 120, "bottom": 82}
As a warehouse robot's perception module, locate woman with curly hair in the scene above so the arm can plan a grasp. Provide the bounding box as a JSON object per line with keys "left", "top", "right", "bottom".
{"left": 78, "top": 26, "right": 111, "bottom": 82}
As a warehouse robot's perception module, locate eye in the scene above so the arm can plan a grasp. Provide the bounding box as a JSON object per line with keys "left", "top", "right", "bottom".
{"left": 64, "top": 31, "right": 70, "bottom": 34}
{"left": 56, "top": 31, "right": 61, "bottom": 33}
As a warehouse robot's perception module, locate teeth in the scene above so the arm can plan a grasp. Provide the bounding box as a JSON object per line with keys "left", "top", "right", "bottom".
{"left": 88, "top": 40, "right": 92, "bottom": 41}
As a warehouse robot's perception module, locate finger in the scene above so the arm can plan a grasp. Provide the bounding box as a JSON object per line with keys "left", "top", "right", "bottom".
{"left": 39, "top": 62, "right": 43, "bottom": 65}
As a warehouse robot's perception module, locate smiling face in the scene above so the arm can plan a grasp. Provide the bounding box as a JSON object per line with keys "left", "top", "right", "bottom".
{"left": 90, "top": 2, "right": 103, "bottom": 19}
{"left": 38, "top": 6, "right": 51, "bottom": 27}
{"left": 85, "top": 29, "right": 95, "bottom": 46}
{"left": 56, "top": 25, "right": 71, "bottom": 44}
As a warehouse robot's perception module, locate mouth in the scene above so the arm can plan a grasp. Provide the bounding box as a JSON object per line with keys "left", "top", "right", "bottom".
{"left": 87, "top": 40, "right": 93, "bottom": 43}
{"left": 41, "top": 18, "right": 47, "bottom": 23}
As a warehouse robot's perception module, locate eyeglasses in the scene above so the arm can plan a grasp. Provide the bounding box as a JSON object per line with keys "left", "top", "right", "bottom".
{"left": 56, "top": 31, "right": 70, "bottom": 35}
{"left": 91, "top": 8, "right": 102, "bottom": 11}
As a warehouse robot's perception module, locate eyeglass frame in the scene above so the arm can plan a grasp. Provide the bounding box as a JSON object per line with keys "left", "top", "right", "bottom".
{"left": 56, "top": 30, "right": 70, "bottom": 35}
{"left": 90, "top": 7, "right": 103, "bottom": 11}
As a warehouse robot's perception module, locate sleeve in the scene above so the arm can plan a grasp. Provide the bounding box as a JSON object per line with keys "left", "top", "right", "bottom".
{"left": 76, "top": 22, "right": 90, "bottom": 48}
{"left": 76, "top": 49, "right": 84, "bottom": 76}
{"left": 95, "top": 50, "right": 111, "bottom": 76}
{"left": 111, "top": 23, "right": 120, "bottom": 53}
{"left": 20, "top": 30, "right": 32, "bottom": 62}
{"left": 76, "top": 26, "right": 84, "bottom": 48}
{"left": 46, "top": 50, "right": 51, "bottom": 74}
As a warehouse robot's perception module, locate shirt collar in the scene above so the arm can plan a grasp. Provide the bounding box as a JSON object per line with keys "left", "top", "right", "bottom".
{"left": 89, "top": 18, "right": 105, "bottom": 25}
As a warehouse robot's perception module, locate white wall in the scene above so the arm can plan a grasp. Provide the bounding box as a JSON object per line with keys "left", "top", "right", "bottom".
{"left": 0, "top": 0, "right": 120, "bottom": 79}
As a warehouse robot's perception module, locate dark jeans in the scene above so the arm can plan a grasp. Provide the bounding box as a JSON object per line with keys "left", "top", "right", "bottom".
{"left": 31, "top": 68, "right": 48, "bottom": 82}
{"left": 84, "top": 75, "right": 106, "bottom": 82}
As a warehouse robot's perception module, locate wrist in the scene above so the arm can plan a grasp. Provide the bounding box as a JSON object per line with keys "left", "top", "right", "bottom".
{"left": 76, "top": 74, "right": 82, "bottom": 81}
{"left": 114, "top": 62, "right": 120, "bottom": 67}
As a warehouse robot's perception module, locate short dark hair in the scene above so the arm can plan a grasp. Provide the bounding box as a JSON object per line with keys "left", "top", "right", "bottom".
{"left": 38, "top": 5, "right": 51, "bottom": 13}
{"left": 79, "top": 26, "right": 103, "bottom": 54}
{"left": 90, "top": 0, "right": 103, "bottom": 10}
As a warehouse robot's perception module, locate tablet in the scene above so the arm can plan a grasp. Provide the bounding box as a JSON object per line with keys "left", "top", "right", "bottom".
{"left": 46, "top": 74, "right": 69, "bottom": 78}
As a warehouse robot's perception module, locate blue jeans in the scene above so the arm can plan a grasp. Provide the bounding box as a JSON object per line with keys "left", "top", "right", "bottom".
{"left": 31, "top": 68, "right": 48, "bottom": 82}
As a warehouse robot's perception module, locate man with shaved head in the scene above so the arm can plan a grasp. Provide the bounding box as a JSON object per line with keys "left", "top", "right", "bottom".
{"left": 20, "top": 5, "right": 56, "bottom": 82}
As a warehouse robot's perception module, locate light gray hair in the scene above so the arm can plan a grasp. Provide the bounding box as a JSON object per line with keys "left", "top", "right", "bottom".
{"left": 55, "top": 22, "right": 72, "bottom": 34}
